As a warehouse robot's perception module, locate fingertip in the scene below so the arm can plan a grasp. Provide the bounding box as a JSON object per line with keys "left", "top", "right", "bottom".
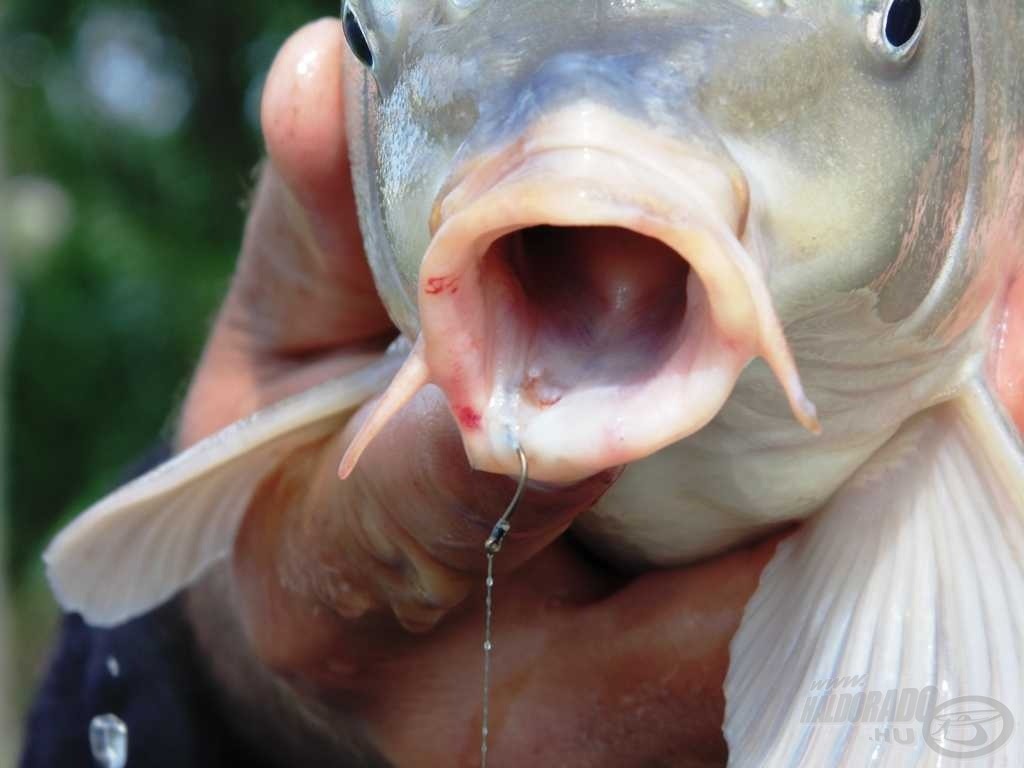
{"left": 261, "top": 18, "right": 350, "bottom": 207}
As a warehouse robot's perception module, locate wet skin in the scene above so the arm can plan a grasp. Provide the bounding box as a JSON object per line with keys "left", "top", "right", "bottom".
{"left": 180, "top": 17, "right": 1024, "bottom": 768}
{"left": 180, "top": 20, "right": 786, "bottom": 768}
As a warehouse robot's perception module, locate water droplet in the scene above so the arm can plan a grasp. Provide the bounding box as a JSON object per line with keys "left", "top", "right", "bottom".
{"left": 105, "top": 656, "right": 120, "bottom": 678}
{"left": 868, "top": 740, "right": 886, "bottom": 765}
{"left": 483, "top": 641, "right": 492, "bottom": 652}
{"left": 89, "top": 714, "right": 128, "bottom": 768}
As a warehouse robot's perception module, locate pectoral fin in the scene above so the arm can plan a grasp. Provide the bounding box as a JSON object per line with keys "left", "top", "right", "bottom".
{"left": 44, "top": 352, "right": 401, "bottom": 628}
{"left": 725, "top": 380, "right": 1024, "bottom": 766}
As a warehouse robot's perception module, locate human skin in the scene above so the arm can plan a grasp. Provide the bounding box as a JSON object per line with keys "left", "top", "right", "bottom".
{"left": 180, "top": 19, "right": 787, "bottom": 768}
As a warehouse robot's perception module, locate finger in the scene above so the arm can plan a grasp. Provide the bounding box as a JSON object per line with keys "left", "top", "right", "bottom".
{"left": 225, "top": 18, "right": 392, "bottom": 357}
{"left": 301, "top": 384, "right": 618, "bottom": 624}
{"left": 261, "top": 18, "right": 354, "bottom": 224}
{"left": 358, "top": 532, "right": 794, "bottom": 766}
{"left": 179, "top": 20, "right": 393, "bottom": 443}
{"left": 341, "top": 385, "right": 623, "bottom": 577}
{"left": 231, "top": 386, "right": 619, "bottom": 682}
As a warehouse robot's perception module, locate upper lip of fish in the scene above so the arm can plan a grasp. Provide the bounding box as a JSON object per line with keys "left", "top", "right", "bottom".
{"left": 416, "top": 102, "right": 818, "bottom": 484}
{"left": 430, "top": 137, "right": 750, "bottom": 241}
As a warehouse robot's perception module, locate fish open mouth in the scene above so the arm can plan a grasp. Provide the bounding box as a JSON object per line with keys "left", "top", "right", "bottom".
{"left": 453, "top": 224, "right": 697, "bottom": 455}
{"left": 483, "top": 225, "right": 692, "bottom": 416}
{"left": 341, "top": 103, "right": 818, "bottom": 484}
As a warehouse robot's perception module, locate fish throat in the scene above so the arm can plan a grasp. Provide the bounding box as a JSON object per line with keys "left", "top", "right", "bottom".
{"left": 482, "top": 225, "right": 692, "bottom": 413}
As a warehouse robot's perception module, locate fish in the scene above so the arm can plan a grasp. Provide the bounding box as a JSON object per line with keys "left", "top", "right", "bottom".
{"left": 44, "top": 0, "right": 1024, "bottom": 764}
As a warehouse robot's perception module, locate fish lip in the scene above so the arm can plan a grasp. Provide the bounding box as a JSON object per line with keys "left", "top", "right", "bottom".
{"left": 419, "top": 102, "right": 817, "bottom": 483}
{"left": 430, "top": 103, "right": 751, "bottom": 239}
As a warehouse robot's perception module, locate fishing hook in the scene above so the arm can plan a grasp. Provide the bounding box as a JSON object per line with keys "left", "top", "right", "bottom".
{"left": 484, "top": 445, "right": 528, "bottom": 554}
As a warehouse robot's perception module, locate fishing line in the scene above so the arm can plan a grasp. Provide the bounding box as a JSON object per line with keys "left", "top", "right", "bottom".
{"left": 481, "top": 445, "right": 528, "bottom": 768}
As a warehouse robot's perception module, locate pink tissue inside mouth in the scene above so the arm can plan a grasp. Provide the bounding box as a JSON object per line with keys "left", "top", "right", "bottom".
{"left": 470, "top": 225, "right": 692, "bottom": 414}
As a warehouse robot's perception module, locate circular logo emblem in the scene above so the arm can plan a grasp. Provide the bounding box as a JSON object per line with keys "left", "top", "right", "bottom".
{"left": 923, "top": 696, "right": 1015, "bottom": 759}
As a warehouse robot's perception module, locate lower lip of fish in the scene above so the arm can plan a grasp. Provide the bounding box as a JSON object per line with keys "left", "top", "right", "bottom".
{"left": 418, "top": 136, "right": 816, "bottom": 483}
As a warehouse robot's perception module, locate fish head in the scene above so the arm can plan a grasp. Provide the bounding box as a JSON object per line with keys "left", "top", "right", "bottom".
{"left": 342, "top": 0, "right": 993, "bottom": 484}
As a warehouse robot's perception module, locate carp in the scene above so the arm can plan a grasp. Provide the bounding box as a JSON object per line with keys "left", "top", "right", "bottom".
{"left": 47, "top": 1, "right": 1024, "bottom": 764}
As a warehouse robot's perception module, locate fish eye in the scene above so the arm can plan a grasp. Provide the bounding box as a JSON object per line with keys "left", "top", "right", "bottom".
{"left": 343, "top": 2, "right": 374, "bottom": 69}
{"left": 884, "top": 0, "right": 923, "bottom": 49}
{"left": 866, "top": 0, "right": 924, "bottom": 63}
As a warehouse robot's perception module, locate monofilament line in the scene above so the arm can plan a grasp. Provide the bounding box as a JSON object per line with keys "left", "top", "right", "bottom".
{"left": 481, "top": 551, "right": 496, "bottom": 768}
{"left": 481, "top": 445, "right": 528, "bottom": 768}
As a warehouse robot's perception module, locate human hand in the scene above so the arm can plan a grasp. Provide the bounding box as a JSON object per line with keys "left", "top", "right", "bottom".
{"left": 180, "top": 18, "right": 785, "bottom": 767}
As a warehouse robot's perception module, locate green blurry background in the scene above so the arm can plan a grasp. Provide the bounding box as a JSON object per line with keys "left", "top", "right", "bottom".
{"left": 1, "top": 1, "right": 329, "bottom": 757}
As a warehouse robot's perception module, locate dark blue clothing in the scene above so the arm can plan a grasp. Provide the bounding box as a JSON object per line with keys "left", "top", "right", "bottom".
{"left": 19, "top": 445, "right": 271, "bottom": 767}
{"left": 19, "top": 601, "right": 269, "bottom": 768}
{"left": 18, "top": 441, "right": 394, "bottom": 768}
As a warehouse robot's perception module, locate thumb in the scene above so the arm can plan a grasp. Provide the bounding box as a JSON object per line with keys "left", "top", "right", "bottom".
{"left": 226, "top": 18, "right": 392, "bottom": 358}
{"left": 343, "top": 386, "right": 622, "bottom": 579}
{"left": 234, "top": 385, "right": 619, "bottom": 657}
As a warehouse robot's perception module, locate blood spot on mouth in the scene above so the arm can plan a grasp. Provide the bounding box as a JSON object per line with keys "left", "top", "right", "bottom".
{"left": 456, "top": 405, "right": 482, "bottom": 429}
{"left": 425, "top": 275, "right": 459, "bottom": 295}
